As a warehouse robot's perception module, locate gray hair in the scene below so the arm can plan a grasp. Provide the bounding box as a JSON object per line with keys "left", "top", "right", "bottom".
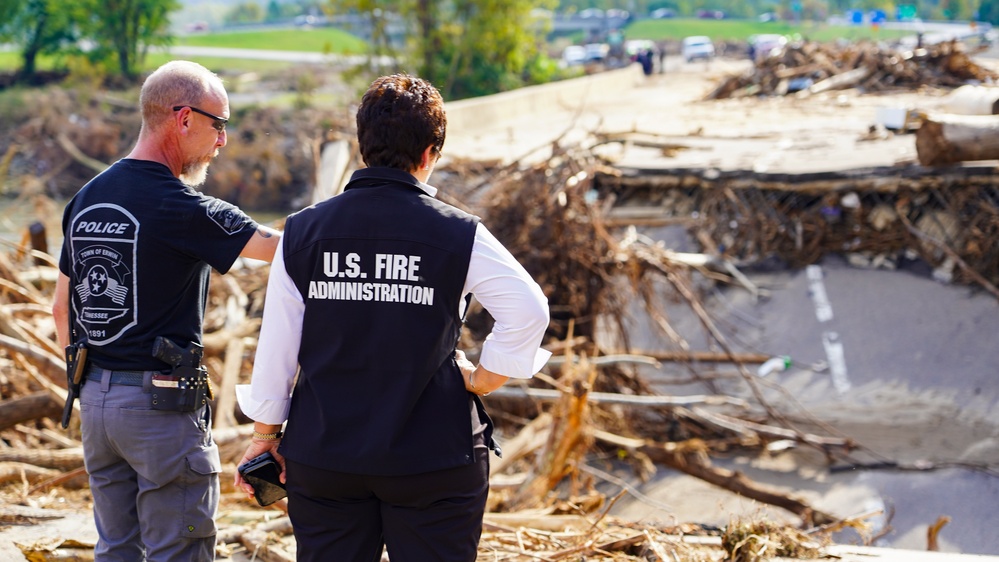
{"left": 139, "top": 60, "right": 225, "bottom": 129}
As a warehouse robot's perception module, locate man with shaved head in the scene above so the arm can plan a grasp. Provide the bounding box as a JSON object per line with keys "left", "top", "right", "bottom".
{"left": 52, "top": 60, "right": 280, "bottom": 561}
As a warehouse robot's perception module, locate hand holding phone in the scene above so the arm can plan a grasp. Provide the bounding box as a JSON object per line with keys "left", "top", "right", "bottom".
{"left": 237, "top": 451, "right": 287, "bottom": 506}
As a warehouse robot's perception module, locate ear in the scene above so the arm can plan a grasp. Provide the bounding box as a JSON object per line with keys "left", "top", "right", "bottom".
{"left": 419, "top": 144, "right": 435, "bottom": 171}
{"left": 175, "top": 107, "right": 191, "bottom": 135}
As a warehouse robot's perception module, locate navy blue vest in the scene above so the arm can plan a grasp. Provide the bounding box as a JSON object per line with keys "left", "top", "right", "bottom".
{"left": 279, "top": 168, "right": 482, "bottom": 476}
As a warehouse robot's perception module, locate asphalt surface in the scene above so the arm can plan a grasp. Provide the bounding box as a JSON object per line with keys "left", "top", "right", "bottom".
{"left": 3, "top": 47, "right": 995, "bottom": 560}
{"left": 444, "top": 57, "right": 999, "bottom": 555}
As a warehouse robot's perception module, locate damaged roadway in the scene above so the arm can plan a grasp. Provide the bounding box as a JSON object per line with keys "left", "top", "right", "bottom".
{"left": 2, "top": 55, "right": 996, "bottom": 562}
{"left": 444, "top": 57, "right": 999, "bottom": 556}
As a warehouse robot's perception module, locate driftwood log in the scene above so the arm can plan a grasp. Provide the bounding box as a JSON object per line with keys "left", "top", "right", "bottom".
{"left": 915, "top": 112, "right": 999, "bottom": 165}
{"left": 594, "top": 430, "right": 838, "bottom": 527}
{"left": 0, "top": 391, "right": 62, "bottom": 431}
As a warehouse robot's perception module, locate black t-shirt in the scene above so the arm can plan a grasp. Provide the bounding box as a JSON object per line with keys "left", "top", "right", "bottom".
{"left": 58, "top": 159, "right": 257, "bottom": 370}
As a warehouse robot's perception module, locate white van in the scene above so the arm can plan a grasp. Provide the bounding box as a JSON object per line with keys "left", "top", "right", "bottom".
{"left": 681, "top": 36, "right": 715, "bottom": 63}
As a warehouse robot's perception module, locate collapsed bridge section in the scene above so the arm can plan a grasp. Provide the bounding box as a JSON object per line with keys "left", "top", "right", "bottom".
{"left": 595, "top": 163, "right": 999, "bottom": 295}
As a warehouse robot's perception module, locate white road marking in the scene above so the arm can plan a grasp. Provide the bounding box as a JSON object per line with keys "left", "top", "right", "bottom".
{"left": 807, "top": 265, "right": 851, "bottom": 394}
{"left": 822, "top": 331, "right": 852, "bottom": 393}
{"left": 806, "top": 264, "right": 834, "bottom": 323}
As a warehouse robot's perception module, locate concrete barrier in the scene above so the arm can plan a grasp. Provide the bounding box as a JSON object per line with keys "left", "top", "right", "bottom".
{"left": 444, "top": 65, "right": 643, "bottom": 136}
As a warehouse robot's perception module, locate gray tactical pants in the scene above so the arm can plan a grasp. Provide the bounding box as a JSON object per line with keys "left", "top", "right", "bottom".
{"left": 80, "top": 367, "right": 220, "bottom": 561}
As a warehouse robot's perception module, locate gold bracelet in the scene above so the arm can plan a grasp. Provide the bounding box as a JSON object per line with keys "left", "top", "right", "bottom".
{"left": 252, "top": 431, "right": 283, "bottom": 440}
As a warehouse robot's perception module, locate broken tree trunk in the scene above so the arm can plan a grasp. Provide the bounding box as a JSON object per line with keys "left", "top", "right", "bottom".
{"left": 0, "top": 391, "right": 63, "bottom": 431}
{"left": 489, "top": 386, "right": 748, "bottom": 408}
{"left": 0, "top": 447, "right": 84, "bottom": 470}
{"left": 0, "top": 333, "right": 66, "bottom": 385}
{"left": 640, "top": 440, "right": 837, "bottom": 527}
{"left": 915, "top": 113, "right": 999, "bottom": 165}
{"left": 593, "top": 431, "right": 837, "bottom": 527}
{"left": 509, "top": 355, "right": 597, "bottom": 508}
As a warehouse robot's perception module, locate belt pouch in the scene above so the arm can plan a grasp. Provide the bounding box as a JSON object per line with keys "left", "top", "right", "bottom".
{"left": 151, "top": 366, "right": 209, "bottom": 412}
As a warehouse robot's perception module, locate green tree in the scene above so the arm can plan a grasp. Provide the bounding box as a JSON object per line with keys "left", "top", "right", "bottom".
{"left": 80, "top": 0, "right": 179, "bottom": 81}
{"left": 411, "top": 0, "right": 560, "bottom": 98}
{"left": 940, "top": 0, "right": 975, "bottom": 20}
{"left": 267, "top": 0, "right": 283, "bottom": 21}
{"left": 980, "top": 0, "right": 999, "bottom": 24}
{"left": 226, "top": 1, "right": 266, "bottom": 24}
{"left": 330, "top": 0, "right": 557, "bottom": 99}
{"left": 0, "top": 0, "right": 79, "bottom": 83}
{"left": 327, "top": 0, "right": 400, "bottom": 73}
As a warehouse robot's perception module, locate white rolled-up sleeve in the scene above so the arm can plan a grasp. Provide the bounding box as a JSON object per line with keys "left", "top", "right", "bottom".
{"left": 463, "top": 224, "right": 551, "bottom": 379}
{"left": 235, "top": 241, "right": 303, "bottom": 424}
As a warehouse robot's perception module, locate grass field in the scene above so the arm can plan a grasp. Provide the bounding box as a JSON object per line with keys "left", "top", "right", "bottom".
{"left": 625, "top": 17, "right": 910, "bottom": 42}
{"left": 0, "top": 50, "right": 316, "bottom": 76}
{"left": 174, "top": 26, "right": 367, "bottom": 54}
{"left": 0, "top": 17, "right": 910, "bottom": 75}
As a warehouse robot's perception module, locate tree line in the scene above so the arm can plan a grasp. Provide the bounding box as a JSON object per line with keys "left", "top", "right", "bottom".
{"left": 560, "top": 0, "right": 985, "bottom": 23}
{"left": 0, "top": 0, "right": 562, "bottom": 100}
{"left": 0, "top": 0, "right": 176, "bottom": 83}
{"left": 2, "top": 0, "right": 993, "bottom": 91}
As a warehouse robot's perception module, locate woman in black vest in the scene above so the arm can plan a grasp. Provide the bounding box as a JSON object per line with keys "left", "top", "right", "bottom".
{"left": 234, "top": 74, "right": 552, "bottom": 561}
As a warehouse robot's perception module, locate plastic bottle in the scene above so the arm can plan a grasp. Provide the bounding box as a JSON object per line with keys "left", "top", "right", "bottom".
{"left": 757, "top": 355, "right": 792, "bottom": 377}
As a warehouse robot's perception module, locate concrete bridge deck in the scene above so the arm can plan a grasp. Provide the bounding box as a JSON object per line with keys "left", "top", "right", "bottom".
{"left": 443, "top": 59, "right": 925, "bottom": 174}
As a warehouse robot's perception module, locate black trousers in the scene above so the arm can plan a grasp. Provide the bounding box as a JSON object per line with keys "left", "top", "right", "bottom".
{"left": 286, "top": 447, "right": 489, "bottom": 562}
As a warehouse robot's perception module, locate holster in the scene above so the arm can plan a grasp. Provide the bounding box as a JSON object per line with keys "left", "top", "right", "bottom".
{"left": 150, "top": 336, "right": 212, "bottom": 412}
{"left": 61, "top": 342, "right": 88, "bottom": 429}
{"left": 150, "top": 366, "right": 211, "bottom": 412}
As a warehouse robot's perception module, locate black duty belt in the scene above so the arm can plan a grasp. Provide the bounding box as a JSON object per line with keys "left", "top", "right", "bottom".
{"left": 86, "top": 367, "right": 149, "bottom": 387}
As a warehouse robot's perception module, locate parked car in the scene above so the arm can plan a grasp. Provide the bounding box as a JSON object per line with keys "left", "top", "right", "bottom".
{"left": 696, "top": 9, "right": 725, "bottom": 19}
{"left": 561, "top": 45, "right": 587, "bottom": 67}
{"left": 606, "top": 9, "right": 630, "bottom": 22}
{"left": 681, "top": 36, "right": 715, "bottom": 62}
{"left": 583, "top": 42, "right": 609, "bottom": 63}
{"left": 651, "top": 8, "right": 676, "bottom": 19}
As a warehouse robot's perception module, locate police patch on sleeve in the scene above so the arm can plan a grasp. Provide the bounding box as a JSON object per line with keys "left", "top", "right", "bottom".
{"left": 206, "top": 199, "right": 251, "bottom": 235}
{"left": 70, "top": 204, "right": 139, "bottom": 345}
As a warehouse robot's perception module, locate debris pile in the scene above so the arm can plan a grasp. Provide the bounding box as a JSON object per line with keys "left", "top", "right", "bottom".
{"left": 0, "top": 139, "right": 890, "bottom": 559}
{"left": 597, "top": 165, "right": 999, "bottom": 297}
{"left": 707, "top": 39, "right": 998, "bottom": 99}
{"left": 0, "top": 87, "right": 349, "bottom": 210}
{"left": 1, "top": 76, "right": 991, "bottom": 560}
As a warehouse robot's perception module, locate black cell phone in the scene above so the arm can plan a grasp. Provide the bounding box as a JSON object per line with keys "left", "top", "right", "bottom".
{"left": 237, "top": 451, "right": 287, "bottom": 506}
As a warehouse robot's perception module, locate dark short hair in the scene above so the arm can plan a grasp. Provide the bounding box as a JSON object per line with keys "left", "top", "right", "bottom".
{"left": 356, "top": 74, "right": 446, "bottom": 171}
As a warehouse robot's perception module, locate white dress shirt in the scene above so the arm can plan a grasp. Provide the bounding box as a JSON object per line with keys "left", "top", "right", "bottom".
{"left": 236, "top": 184, "right": 552, "bottom": 425}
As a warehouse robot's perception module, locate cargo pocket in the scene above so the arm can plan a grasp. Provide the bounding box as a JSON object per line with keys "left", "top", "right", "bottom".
{"left": 182, "top": 445, "right": 221, "bottom": 538}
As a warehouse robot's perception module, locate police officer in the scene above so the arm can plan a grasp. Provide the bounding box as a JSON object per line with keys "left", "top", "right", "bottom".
{"left": 52, "top": 60, "right": 280, "bottom": 561}
{"left": 235, "top": 74, "right": 551, "bottom": 561}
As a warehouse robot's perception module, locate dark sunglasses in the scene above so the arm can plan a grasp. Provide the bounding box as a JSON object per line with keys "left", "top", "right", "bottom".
{"left": 173, "top": 105, "right": 228, "bottom": 133}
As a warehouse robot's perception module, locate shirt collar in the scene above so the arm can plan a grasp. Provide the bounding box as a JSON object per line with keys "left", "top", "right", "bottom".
{"left": 345, "top": 167, "right": 438, "bottom": 197}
